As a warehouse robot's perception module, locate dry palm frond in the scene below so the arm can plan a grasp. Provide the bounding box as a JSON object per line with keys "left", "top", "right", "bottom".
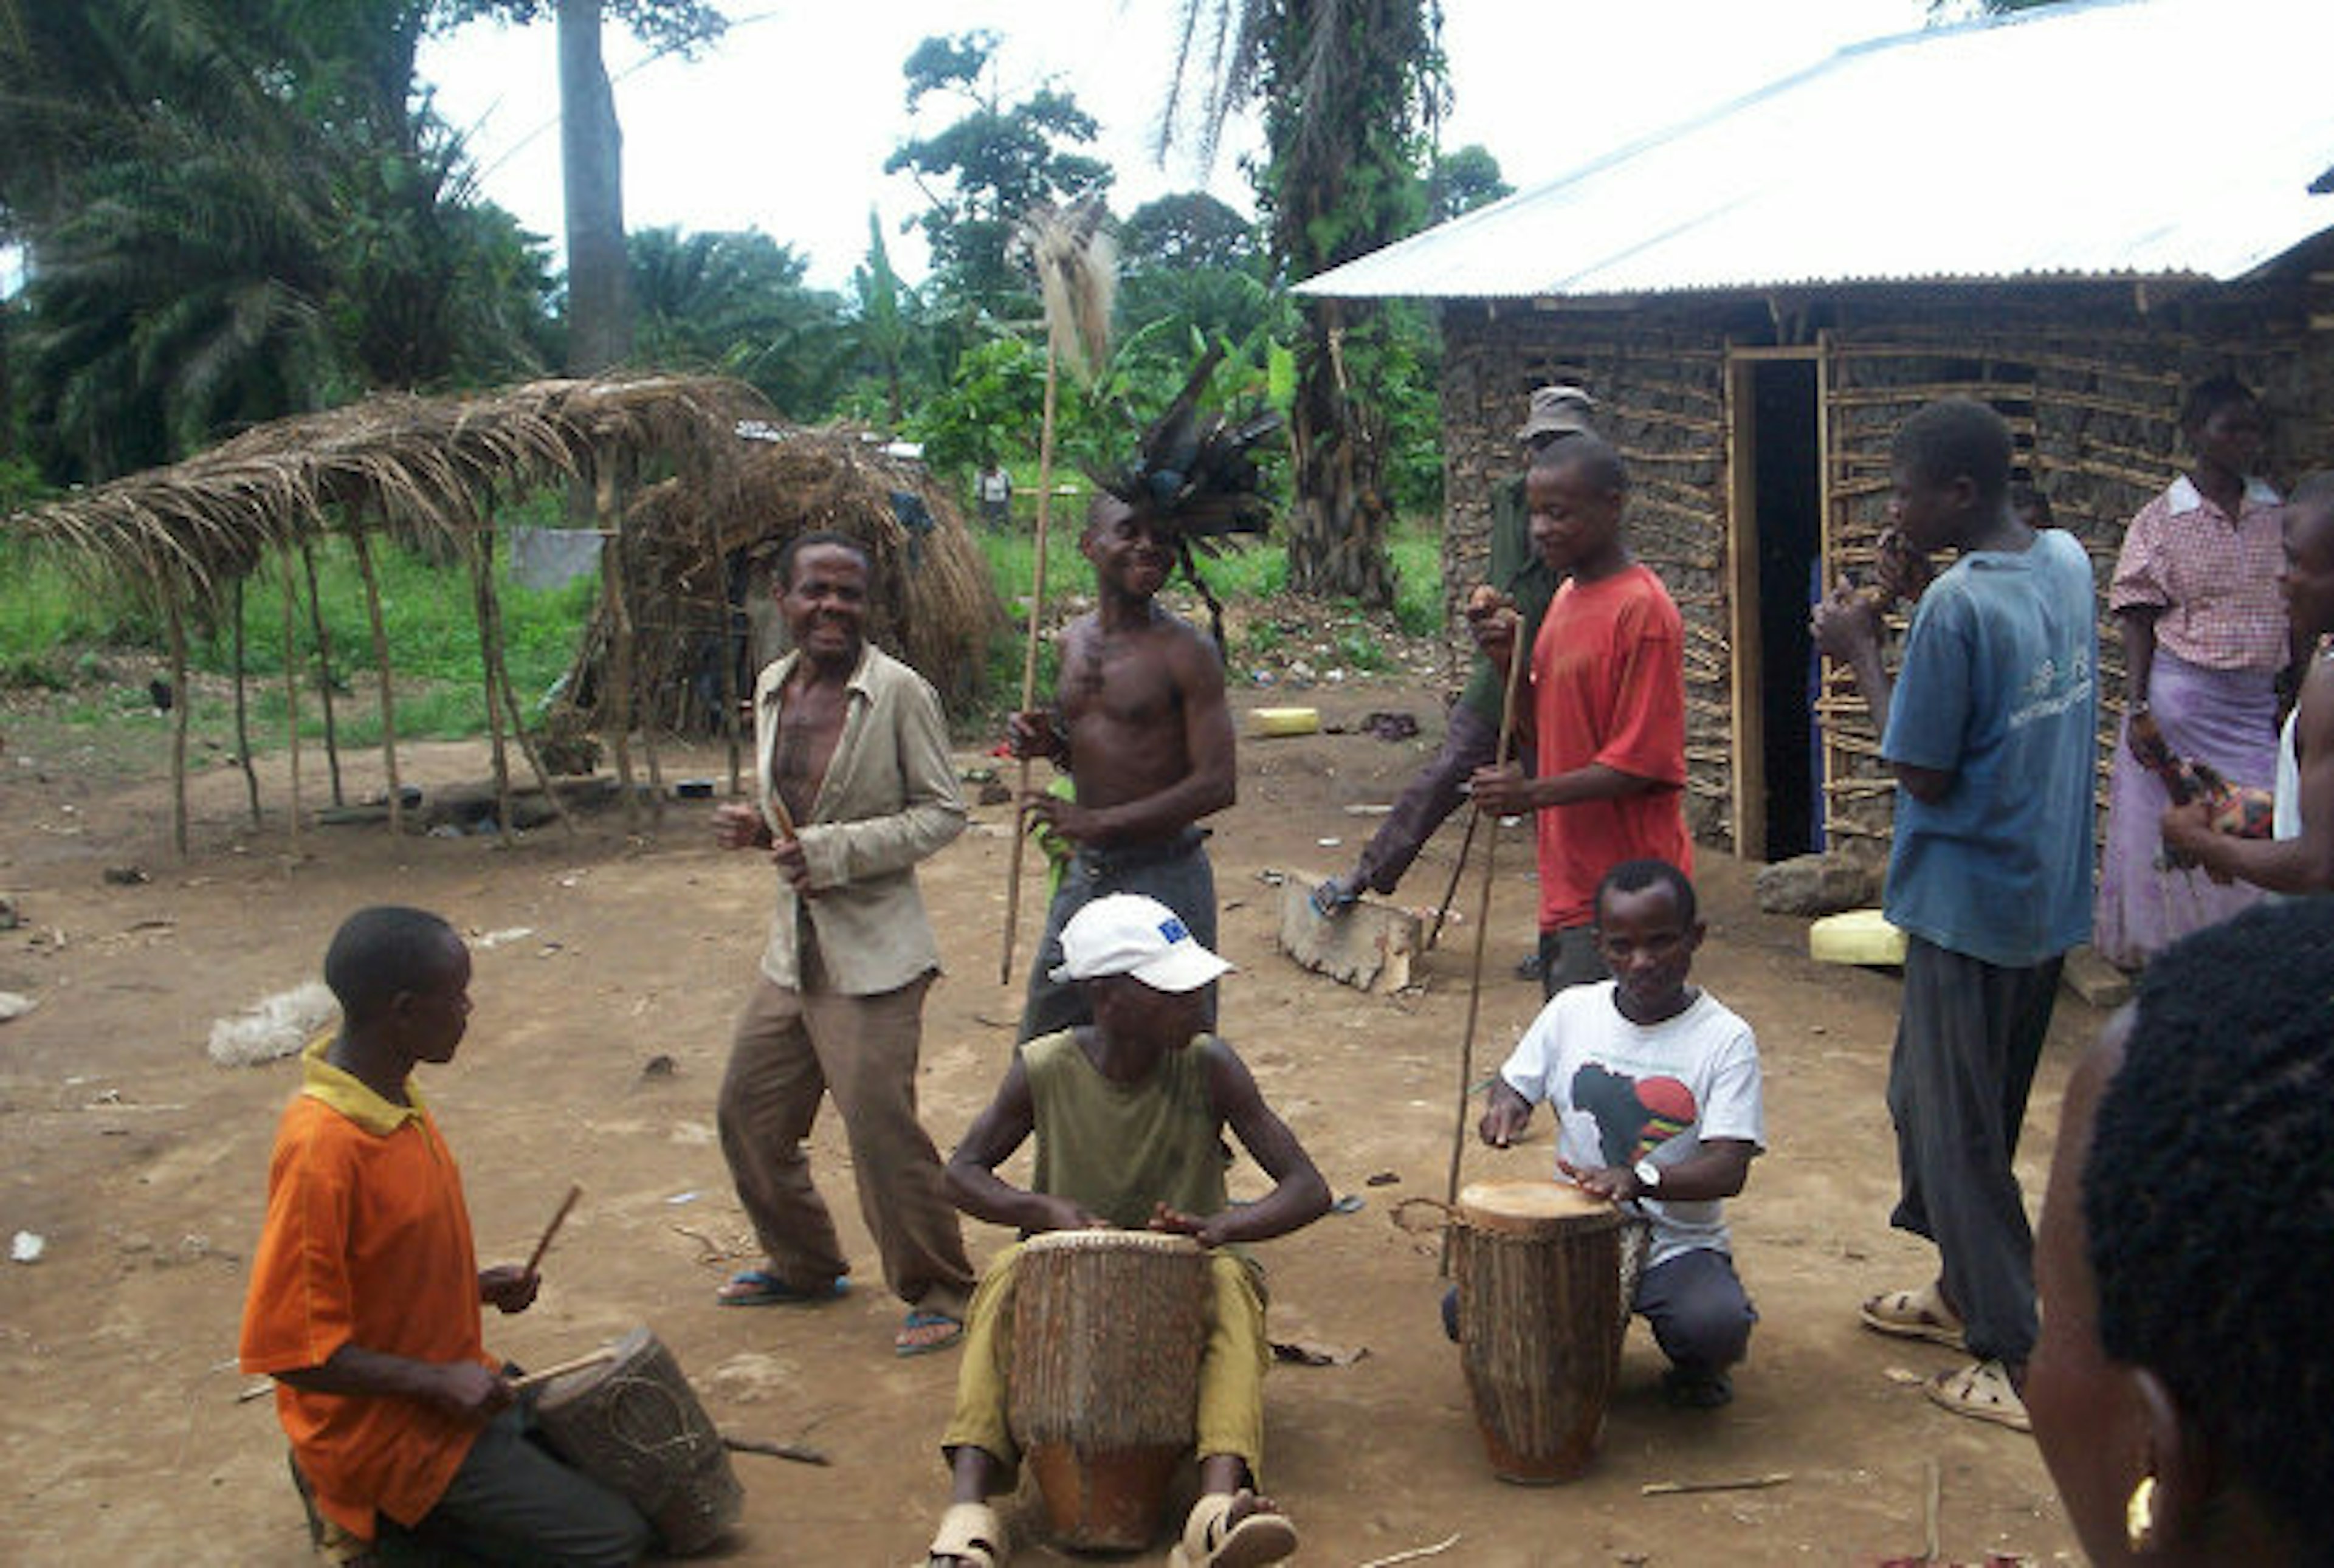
{"left": 1012, "top": 193, "right": 1117, "bottom": 388}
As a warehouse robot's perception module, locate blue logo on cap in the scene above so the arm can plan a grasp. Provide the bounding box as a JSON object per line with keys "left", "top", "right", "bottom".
{"left": 1157, "top": 916, "right": 1190, "bottom": 944}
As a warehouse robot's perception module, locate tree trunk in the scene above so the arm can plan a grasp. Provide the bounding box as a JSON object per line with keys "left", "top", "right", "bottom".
{"left": 559, "top": 0, "right": 630, "bottom": 374}
{"left": 1285, "top": 299, "right": 1396, "bottom": 607}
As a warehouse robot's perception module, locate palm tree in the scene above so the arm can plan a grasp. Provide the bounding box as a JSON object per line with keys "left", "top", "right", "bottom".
{"left": 628, "top": 225, "right": 851, "bottom": 416}
{"left": 1162, "top": 1, "right": 1446, "bottom": 606}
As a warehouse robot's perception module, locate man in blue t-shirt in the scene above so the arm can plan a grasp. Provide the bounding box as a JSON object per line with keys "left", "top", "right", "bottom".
{"left": 1812, "top": 397, "right": 2096, "bottom": 1434}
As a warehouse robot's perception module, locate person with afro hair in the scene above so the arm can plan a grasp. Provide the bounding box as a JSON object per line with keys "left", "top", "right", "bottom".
{"left": 2027, "top": 897, "right": 2334, "bottom": 1565}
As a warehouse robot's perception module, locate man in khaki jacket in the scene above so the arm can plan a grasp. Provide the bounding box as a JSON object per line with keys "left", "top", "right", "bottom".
{"left": 711, "top": 530, "right": 976, "bottom": 1357}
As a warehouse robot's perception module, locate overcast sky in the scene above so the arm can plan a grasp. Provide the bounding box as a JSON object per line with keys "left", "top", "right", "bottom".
{"left": 424, "top": 1, "right": 1933, "bottom": 291}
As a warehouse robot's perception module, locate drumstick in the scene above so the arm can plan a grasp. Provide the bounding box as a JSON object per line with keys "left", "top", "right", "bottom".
{"left": 1441, "top": 641, "right": 1529, "bottom": 1274}
{"left": 722, "top": 1433, "right": 831, "bottom": 1467}
{"left": 522, "top": 1183, "right": 582, "bottom": 1277}
{"left": 508, "top": 1346, "right": 618, "bottom": 1394}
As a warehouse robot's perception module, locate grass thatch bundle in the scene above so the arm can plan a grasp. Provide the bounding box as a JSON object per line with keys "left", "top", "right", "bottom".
{"left": 564, "top": 423, "right": 1005, "bottom": 734}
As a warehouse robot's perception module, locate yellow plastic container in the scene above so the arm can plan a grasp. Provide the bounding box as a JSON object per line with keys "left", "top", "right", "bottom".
{"left": 1808, "top": 909, "right": 1906, "bottom": 966}
{"left": 1250, "top": 707, "right": 1320, "bottom": 738}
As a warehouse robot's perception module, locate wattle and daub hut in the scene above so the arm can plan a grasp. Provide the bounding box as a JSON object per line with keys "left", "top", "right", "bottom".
{"left": 1304, "top": 0, "right": 2334, "bottom": 864}
{"left": 4, "top": 376, "right": 1002, "bottom": 851}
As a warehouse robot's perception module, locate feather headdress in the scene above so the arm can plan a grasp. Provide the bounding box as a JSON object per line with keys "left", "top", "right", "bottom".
{"left": 1089, "top": 343, "right": 1282, "bottom": 649}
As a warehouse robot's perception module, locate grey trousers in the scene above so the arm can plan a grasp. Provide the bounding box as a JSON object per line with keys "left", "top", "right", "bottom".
{"left": 1634, "top": 1249, "right": 1757, "bottom": 1373}
{"left": 1887, "top": 937, "right": 2062, "bottom": 1367}
{"left": 1538, "top": 924, "right": 1613, "bottom": 999}
{"left": 394, "top": 1399, "right": 652, "bottom": 1566}
{"left": 718, "top": 951, "right": 975, "bottom": 1319}
{"left": 1019, "top": 830, "right": 1217, "bottom": 1042}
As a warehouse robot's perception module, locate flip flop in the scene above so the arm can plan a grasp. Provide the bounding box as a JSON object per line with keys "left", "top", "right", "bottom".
{"left": 1924, "top": 1358, "right": 2030, "bottom": 1432}
{"left": 896, "top": 1310, "right": 965, "bottom": 1357}
{"left": 926, "top": 1500, "right": 1006, "bottom": 1568}
{"left": 1859, "top": 1281, "right": 1966, "bottom": 1349}
{"left": 715, "top": 1269, "right": 849, "bottom": 1308}
{"left": 1170, "top": 1490, "right": 1298, "bottom": 1568}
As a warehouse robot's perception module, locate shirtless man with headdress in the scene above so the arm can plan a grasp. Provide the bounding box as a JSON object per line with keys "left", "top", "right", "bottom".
{"left": 1006, "top": 349, "right": 1276, "bottom": 1044}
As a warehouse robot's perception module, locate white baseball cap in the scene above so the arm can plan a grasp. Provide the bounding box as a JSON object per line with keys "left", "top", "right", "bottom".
{"left": 1050, "top": 893, "right": 1233, "bottom": 993}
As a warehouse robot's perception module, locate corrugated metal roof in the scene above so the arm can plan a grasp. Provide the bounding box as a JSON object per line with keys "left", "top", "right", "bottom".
{"left": 1299, "top": 0, "right": 2334, "bottom": 301}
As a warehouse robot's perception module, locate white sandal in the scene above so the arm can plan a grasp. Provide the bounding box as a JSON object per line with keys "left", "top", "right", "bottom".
{"left": 1169, "top": 1489, "right": 1299, "bottom": 1568}
{"left": 1859, "top": 1280, "right": 1967, "bottom": 1349}
{"left": 926, "top": 1501, "right": 1007, "bottom": 1568}
{"left": 1924, "top": 1358, "right": 2030, "bottom": 1432}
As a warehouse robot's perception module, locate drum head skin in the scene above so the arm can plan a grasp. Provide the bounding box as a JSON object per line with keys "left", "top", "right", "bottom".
{"left": 1458, "top": 1179, "right": 1619, "bottom": 1233}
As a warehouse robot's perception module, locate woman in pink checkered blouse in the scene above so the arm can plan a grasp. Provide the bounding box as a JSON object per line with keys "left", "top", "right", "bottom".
{"left": 2094, "top": 376, "right": 2288, "bottom": 970}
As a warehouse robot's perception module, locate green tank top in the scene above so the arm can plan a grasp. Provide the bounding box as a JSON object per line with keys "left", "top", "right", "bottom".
{"left": 1025, "top": 1028, "right": 1227, "bottom": 1231}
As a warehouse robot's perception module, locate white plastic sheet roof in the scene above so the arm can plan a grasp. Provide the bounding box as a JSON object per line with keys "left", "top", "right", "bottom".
{"left": 1299, "top": 0, "right": 2334, "bottom": 301}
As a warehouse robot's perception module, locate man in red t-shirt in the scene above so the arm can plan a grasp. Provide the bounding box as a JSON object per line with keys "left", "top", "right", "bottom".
{"left": 1470, "top": 436, "right": 1692, "bottom": 996}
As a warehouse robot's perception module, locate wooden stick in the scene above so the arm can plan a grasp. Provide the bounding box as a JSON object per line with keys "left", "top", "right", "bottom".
{"left": 348, "top": 528, "right": 402, "bottom": 837}
{"left": 1641, "top": 1471, "right": 1792, "bottom": 1498}
{"left": 999, "top": 337, "right": 1062, "bottom": 987}
{"left": 1355, "top": 1534, "right": 1462, "bottom": 1568}
{"left": 522, "top": 1183, "right": 582, "bottom": 1277}
{"left": 721, "top": 1433, "right": 830, "bottom": 1467}
{"left": 701, "top": 506, "right": 743, "bottom": 797}
{"left": 279, "top": 549, "right": 303, "bottom": 849}
{"left": 1424, "top": 806, "right": 1481, "bottom": 953}
{"left": 1923, "top": 1456, "right": 1942, "bottom": 1564}
{"left": 764, "top": 786, "right": 799, "bottom": 842}
{"left": 1441, "top": 642, "right": 1529, "bottom": 1274}
{"left": 467, "top": 535, "right": 515, "bottom": 848}
{"left": 231, "top": 576, "right": 261, "bottom": 827}
{"left": 165, "top": 596, "right": 191, "bottom": 857}
{"left": 298, "top": 535, "right": 345, "bottom": 808}
{"left": 508, "top": 1346, "right": 618, "bottom": 1394}
{"left": 597, "top": 465, "right": 639, "bottom": 833}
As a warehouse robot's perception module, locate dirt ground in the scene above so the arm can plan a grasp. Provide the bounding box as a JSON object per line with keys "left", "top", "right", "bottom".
{"left": 0, "top": 664, "right": 2099, "bottom": 1567}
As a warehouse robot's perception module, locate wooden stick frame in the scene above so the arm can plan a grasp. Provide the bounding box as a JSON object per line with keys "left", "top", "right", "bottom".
{"left": 999, "top": 337, "right": 1064, "bottom": 988}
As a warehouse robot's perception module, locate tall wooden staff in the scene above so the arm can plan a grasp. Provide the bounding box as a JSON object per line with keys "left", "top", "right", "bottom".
{"left": 999, "top": 197, "right": 1115, "bottom": 987}
{"left": 1442, "top": 610, "right": 1531, "bottom": 1271}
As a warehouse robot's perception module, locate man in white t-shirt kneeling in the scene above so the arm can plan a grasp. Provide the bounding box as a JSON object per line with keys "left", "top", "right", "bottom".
{"left": 1464, "top": 858, "right": 1764, "bottom": 1409}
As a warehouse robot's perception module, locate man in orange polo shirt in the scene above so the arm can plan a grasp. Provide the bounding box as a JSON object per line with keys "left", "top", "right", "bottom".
{"left": 240, "top": 906, "right": 649, "bottom": 1566}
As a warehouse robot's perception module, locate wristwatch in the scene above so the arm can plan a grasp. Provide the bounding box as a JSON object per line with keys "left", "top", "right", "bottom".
{"left": 1632, "top": 1158, "right": 1663, "bottom": 1194}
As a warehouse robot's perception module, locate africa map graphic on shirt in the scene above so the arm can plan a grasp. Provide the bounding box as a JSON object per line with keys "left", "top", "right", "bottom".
{"left": 1570, "top": 1062, "right": 1698, "bottom": 1166}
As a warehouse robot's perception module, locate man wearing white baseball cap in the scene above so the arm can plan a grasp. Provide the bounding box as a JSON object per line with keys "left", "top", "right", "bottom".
{"left": 923, "top": 895, "right": 1329, "bottom": 1568}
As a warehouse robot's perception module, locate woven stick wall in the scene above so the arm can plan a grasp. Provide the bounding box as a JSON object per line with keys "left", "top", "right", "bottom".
{"left": 1441, "top": 315, "right": 1736, "bottom": 841}
{"left": 1439, "top": 264, "right": 2334, "bottom": 859}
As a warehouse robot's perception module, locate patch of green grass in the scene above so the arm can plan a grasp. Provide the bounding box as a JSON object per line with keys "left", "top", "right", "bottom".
{"left": 0, "top": 537, "right": 156, "bottom": 660}
{"left": 1386, "top": 519, "right": 1444, "bottom": 636}
{"left": 205, "top": 534, "right": 594, "bottom": 692}
{"left": 1240, "top": 620, "right": 1286, "bottom": 659}
{"left": 1330, "top": 613, "right": 1393, "bottom": 673}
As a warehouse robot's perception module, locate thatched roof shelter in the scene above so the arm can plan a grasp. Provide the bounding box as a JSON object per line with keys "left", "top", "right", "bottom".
{"left": 13, "top": 376, "right": 754, "bottom": 596}
{"left": 3, "top": 376, "right": 1003, "bottom": 853}
{"left": 565, "top": 422, "right": 1004, "bottom": 739}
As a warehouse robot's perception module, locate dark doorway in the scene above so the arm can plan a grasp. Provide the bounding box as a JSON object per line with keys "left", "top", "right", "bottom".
{"left": 1751, "top": 360, "right": 1822, "bottom": 857}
